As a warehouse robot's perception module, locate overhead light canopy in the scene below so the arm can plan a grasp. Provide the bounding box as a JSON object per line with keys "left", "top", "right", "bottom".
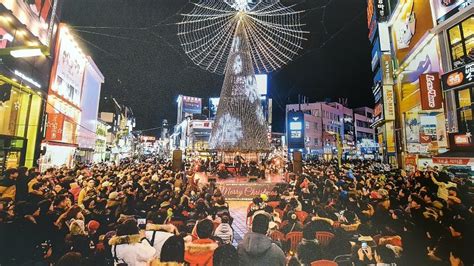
{"left": 10, "top": 48, "right": 43, "bottom": 58}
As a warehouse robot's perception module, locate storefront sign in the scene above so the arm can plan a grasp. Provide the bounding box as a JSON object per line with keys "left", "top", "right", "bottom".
{"left": 383, "top": 86, "right": 395, "bottom": 120}
{"left": 14, "top": 70, "right": 41, "bottom": 88}
{"left": 376, "top": 0, "right": 388, "bottom": 21}
{"left": 45, "top": 113, "right": 65, "bottom": 141}
{"left": 216, "top": 182, "right": 277, "bottom": 200}
{"left": 442, "top": 62, "right": 474, "bottom": 91}
{"left": 433, "top": 157, "right": 471, "bottom": 165}
{"left": 419, "top": 73, "right": 442, "bottom": 110}
{"left": 454, "top": 133, "right": 472, "bottom": 146}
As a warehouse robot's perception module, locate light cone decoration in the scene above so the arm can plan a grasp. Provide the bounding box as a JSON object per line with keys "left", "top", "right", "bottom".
{"left": 178, "top": 0, "right": 306, "bottom": 152}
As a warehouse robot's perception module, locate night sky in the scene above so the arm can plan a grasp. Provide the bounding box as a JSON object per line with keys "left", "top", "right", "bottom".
{"left": 61, "top": 0, "right": 374, "bottom": 133}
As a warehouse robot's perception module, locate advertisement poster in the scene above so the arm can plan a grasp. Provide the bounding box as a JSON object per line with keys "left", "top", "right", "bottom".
{"left": 391, "top": 0, "right": 434, "bottom": 64}
{"left": 420, "top": 114, "right": 438, "bottom": 151}
{"left": 386, "top": 121, "right": 396, "bottom": 153}
{"left": 419, "top": 73, "right": 443, "bottom": 110}
{"left": 405, "top": 111, "right": 420, "bottom": 143}
{"left": 436, "top": 113, "right": 448, "bottom": 148}
{"left": 51, "top": 25, "right": 87, "bottom": 107}
{"left": 182, "top": 96, "right": 202, "bottom": 114}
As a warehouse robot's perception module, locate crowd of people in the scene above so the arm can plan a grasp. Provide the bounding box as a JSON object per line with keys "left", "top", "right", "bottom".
{"left": 0, "top": 156, "right": 472, "bottom": 266}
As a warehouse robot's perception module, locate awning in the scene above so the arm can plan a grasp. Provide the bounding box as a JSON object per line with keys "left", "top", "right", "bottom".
{"left": 433, "top": 151, "right": 474, "bottom": 166}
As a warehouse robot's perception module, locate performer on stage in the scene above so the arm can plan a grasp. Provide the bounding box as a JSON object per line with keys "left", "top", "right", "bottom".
{"left": 234, "top": 152, "right": 244, "bottom": 176}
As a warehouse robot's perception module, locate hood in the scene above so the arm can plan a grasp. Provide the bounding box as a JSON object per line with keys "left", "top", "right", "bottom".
{"left": 185, "top": 239, "right": 218, "bottom": 264}
{"left": 108, "top": 234, "right": 142, "bottom": 245}
{"left": 215, "top": 223, "right": 232, "bottom": 234}
{"left": 146, "top": 223, "right": 178, "bottom": 234}
{"left": 241, "top": 232, "right": 272, "bottom": 256}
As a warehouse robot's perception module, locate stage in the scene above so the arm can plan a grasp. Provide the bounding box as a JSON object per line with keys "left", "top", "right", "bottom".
{"left": 194, "top": 172, "right": 287, "bottom": 200}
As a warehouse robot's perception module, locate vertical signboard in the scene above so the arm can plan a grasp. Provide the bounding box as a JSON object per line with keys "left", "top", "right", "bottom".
{"left": 383, "top": 86, "right": 395, "bottom": 120}
{"left": 50, "top": 25, "right": 87, "bottom": 107}
{"left": 287, "top": 111, "right": 305, "bottom": 149}
{"left": 419, "top": 73, "right": 443, "bottom": 110}
{"left": 45, "top": 113, "right": 65, "bottom": 141}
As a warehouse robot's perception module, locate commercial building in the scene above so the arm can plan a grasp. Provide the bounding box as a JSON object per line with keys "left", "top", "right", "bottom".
{"left": 365, "top": 0, "right": 473, "bottom": 169}
{"left": 286, "top": 101, "right": 375, "bottom": 159}
{"left": 354, "top": 107, "right": 378, "bottom": 159}
{"left": 0, "top": 0, "right": 60, "bottom": 172}
{"left": 41, "top": 24, "right": 88, "bottom": 169}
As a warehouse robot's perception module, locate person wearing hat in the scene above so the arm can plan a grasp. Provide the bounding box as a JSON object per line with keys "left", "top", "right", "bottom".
{"left": 238, "top": 213, "right": 285, "bottom": 266}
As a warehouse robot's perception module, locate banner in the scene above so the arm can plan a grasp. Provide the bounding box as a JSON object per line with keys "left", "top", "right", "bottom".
{"left": 419, "top": 73, "right": 443, "bottom": 110}
{"left": 45, "top": 113, "right": 65, "bottom": 141}
{"left": 216, "top": 182, "right": 278, "bottom": 200}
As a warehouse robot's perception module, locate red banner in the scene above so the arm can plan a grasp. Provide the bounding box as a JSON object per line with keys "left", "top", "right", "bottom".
{"left": 45, "top": 113, "right": 65, "bottom": 141}
{"left": 432, "top": 157, "right": 471, "bottom": 166}
{"left": 419, "top": 73, "right": 443, "bottom": 110}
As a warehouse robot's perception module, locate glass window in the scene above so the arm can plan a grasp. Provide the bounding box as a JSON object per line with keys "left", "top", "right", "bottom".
{"left": 456, "top": 87, "right": 474, "bottom": 134}
{"left": 0, "top": 85, "right": 30, "bottom": 137}
{"left": 448, "top": 16, "right": 474, "bottom": 68}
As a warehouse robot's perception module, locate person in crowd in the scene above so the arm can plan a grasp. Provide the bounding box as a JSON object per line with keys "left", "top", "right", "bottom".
{"left": 145, "top": 210, "right": 182, "bottom": 261}
{"left": 296, "top": 221, "right": 322, "bottom": 265}
{"left": 213, "top": 214, "right": 233, "bottom": 244}
{"left": 108, "top": 219, "right": 156, "bottom": 266}
{"left": 238, "top": 213, "right": 286, "bottom": 266}
{"left": 213, "top": 244, "right": 239, "bottom": 266}
{"left": 0, "top": 168, "right": 18, "bottom": 200}
{"left": 185, "top": 219, "right": 218, "bottom": 266}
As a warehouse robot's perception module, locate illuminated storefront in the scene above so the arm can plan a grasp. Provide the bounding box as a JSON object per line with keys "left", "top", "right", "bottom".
{"left": 0, "top": 1, "right": 59, "bottom": 172}
{"left": 432, "top": 5, "right": 473, "bottom": 168}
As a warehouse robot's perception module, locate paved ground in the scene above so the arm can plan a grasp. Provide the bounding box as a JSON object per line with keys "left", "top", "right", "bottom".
{"left": 228, "top": 201, "right": 249, "bottom": 246}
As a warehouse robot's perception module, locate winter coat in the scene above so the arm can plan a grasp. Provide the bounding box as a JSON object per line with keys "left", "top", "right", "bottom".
{"left": 237, "top": 232, "right": 286, "bottom": 266}
{"left": 296, "top": 239, "right": 322, "bottom": 266}
{"left": 145, "top": 224, "right": 175, "bottom": 259}
{"left": 184, "top": 238, "right": 218, "bottom": 266}
{"left": 213, "top": 223, "right": 233, "bottom": 244}
{"left": 109, "top": 234, "right": 156, "bottom": 266}
{"left": 0, "top": 177, "right": 16, "bottom": 200}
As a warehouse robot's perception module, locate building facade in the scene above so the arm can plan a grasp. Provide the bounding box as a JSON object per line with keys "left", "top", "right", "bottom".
{"left": 0, "top": 0, "right": 60, "bottom": 172}
{"left": 286, "top": 102, "right": 375, "bottom": 159}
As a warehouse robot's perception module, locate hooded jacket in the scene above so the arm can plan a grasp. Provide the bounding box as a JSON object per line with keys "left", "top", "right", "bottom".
{"left": 109, "top": 234, "right": 156, "bottom": 266}
{"left": 184, "top": 238, "right": 218, "bottom": 266}
{"left": 213, "top": 223, "right": 233, "bottom": 244}
{"left": 237, "top": 232, "right": 285, "bottom": 266}
{"left": 145, "top": 224, "right": 175, "bottom": 259}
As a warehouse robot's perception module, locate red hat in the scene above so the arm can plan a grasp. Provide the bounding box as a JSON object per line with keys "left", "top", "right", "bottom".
{"left": 87, "top": 220, "right": 100, "bottom": 232}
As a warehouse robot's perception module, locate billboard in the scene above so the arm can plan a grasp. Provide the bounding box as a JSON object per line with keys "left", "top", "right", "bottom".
{"left": 209, "top": 97, "right": 220, "bottom": 119}
{"left": 391, "top": 0, "right": 434, "bottom": 64}
{"left": 419, "top": 73, "right": 443, "bottom": 110}
{"left": 181, "top": 95, "right": 202, "bottom": 114}
{"left": 431, "top": 0, "right": 472, "bottom": 24}
{"left": 50, "top": 25, "right": 87, "bottom": 107}
{"left": 287, "top": 111, "right": 305, "bottom": 149}
{"left": 255, "top": 74, "right": 268, "bottom": 95}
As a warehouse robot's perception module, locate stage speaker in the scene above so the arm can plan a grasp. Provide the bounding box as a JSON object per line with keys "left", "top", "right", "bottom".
{"left": 172, "top": 150, "right": 183, "bottom": 171}
{"left": 293, "top": 151, "right": 302, "bottom": 174}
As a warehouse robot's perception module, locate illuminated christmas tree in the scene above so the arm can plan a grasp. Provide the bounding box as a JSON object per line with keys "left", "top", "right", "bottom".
{"left": 178, "top": 0, "right": 306, "bottom": 151}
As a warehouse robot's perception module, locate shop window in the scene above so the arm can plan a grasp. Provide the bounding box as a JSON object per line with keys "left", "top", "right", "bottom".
{"left": 456, "top": 87, "right": 474, "bottom": 134}
{"left": 448, "top": 16, "right": 474, "bottom": 69}
{"left": 0, "top": 86, "right": 30, "bottom": 137}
